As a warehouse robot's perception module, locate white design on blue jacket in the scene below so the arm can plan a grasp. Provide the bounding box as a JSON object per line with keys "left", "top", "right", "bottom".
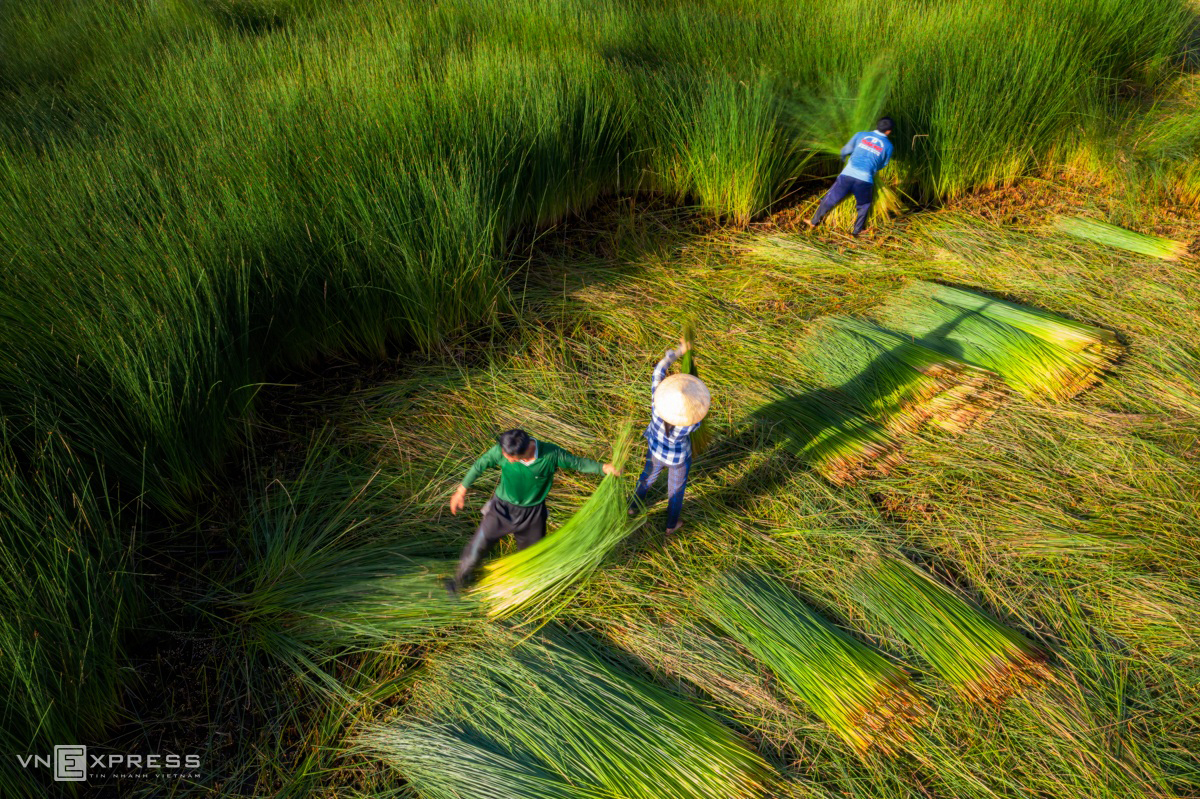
{"left": 839, "top": 130, "right": 893, "bottom": 184}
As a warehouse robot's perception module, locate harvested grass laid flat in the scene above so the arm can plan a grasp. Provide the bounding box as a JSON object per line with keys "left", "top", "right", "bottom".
{"left": 755, "top": 385, "right": 902, "bottom": 485}
{"left": 1054, "top": 216, "right": 1189, "bottom": 261}
{"left": 849, "top": 553, "right": 1050, "bottom": 703}
{"left": 232, "top": 553, "right": 478, "bottom": 654}
{"left": 221, "top": 437, "right": 483, "bottom": 693}
{"left": 680, "top": 320, "right": 714, "bottom": 455}
{"left": 875, "top": 281, "right": 1124, "bottom": 401}
{"left": 359, "top": 722, "right": 615, "bottom": 799}
{"left": 602, "top": 608, "right": 795, "bottom": 731}
{"left": 700, "top": 571, "right": 926, "bottom": 754}
{"left": 415, "top": 627, "right": 772, "bottom": 799}
{"left": 474, "top": 424, "right": 636, "bottom": 621}
{"left": 802, "top": 315, "right": 1006, "bottom": 436}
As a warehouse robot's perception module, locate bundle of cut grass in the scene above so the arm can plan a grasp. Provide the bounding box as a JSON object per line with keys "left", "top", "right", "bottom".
{"left": 700, "top": 571, "right": 926, "bottom": 754}
{"left": 803, "top": 316, "right": 1006, "bottom": 436}
{"left": 849, "top": 553, "right": 1050, "bottom": 703}
{"left": 474, "top": 424, "right": 636, "bottom": 620}
{"left": 875, "top": 282, "right": 1123, "bottom": 401}
{"left": 680, "top": 321, "right": 715, "bottom": 455}
{"left": 358, "top": 721, "right": 616, "bottom": 799}
{"left": 755, "top": 385, "right": 902, "bottom": 484}
{"left": 415, "top": 627, "right": 772, "bottom": 799}
{"left": 1054, "top": 216, "right": 1188, "bottom": 261}
{"left": 600, "top": 599, "right": 794, "bottom": 730}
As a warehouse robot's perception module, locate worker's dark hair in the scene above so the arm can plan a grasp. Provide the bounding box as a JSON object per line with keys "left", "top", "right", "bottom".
{"left": 499, "top": 428, "right": 533, "bottom": 456}
{"left": 876, "top": 116, "right": 895, "bottom": 133}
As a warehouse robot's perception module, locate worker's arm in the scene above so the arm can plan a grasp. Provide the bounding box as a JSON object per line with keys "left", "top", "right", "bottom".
{"left": 840, "top": 133, "right": 862, "bottom": 159}
{"left": 555, "top": 448, "right": 618, "bottom": 476}
{"left": 450, "top": 445, "right": 501, "bottom": 513}
{"left": 652, "top": 338, "right": 689, "bottom": 395}
{"left": 880, "top": 141, "right": 893, "bottom": 170}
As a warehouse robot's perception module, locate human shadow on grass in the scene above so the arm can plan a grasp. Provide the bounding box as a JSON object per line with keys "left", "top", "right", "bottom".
{"left": 626, "top": 309, "right": 975, "bottom": 551}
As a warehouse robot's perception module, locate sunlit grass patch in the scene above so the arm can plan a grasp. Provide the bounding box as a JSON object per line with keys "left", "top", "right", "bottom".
{"left": 700, "top": 571, "right": 927, "bottom": 754}
{"left": 875, "top": 281, "right": 1124, "bottom": 401}
{"left": 849, "top": 552, "right": 1050, "bottom": 703}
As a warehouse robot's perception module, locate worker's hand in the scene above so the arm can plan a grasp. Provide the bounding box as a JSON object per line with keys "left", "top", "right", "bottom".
{"left": 449, "top": 485, "right": 468, "bottom": 515}
{"left": 678, "top": 336, "right": 691, "bottom": 355}
{"left": 602, "top": 462, "right": 622, "bottom": 477}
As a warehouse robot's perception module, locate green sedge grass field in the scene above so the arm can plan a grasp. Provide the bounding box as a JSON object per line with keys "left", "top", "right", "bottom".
{"left": 2, "top": 0, "right": 1199, "bottom": 796}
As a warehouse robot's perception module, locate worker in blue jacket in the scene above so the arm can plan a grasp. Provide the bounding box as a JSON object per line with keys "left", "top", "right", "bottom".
{"left": 806, "top": 117, "right": 894, "bottom": 236}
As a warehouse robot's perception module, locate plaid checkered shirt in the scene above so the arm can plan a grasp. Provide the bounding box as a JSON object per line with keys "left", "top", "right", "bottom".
{"left": 643, "top": 348, "right": 701, "bottom": 466}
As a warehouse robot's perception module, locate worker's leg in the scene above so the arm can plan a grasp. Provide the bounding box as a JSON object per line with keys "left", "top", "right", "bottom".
{"left": 512, "top": 503, "right": 549, "bottom": 550}
{"left": 663, "top": 456, "right": 692, "bottom": 532}
{"left": 630, "top": 452, "right": 665, "bottom": 510}
{"left": 454, "top": 496, "right": 516, "bottom": 586}
{"left": 851, "top": 178, "right": 875, "bottom": 235}
{"left": 809, "top": 175, "right": 853, "bottom": 227}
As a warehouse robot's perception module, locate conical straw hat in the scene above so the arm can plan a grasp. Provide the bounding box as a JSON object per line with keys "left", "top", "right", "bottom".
{"left": 654, "top": 373, "right": 711, "bottom": 426}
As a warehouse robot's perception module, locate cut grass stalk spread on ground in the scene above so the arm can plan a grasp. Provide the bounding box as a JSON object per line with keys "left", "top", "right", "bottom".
{"left": 849, "top": 552, "right": 1050, "bottom": 703}
{"left": 412, "top": 626, "right": 772, "bottom": 799}
{"left": 755, "top": 385, "right": 903, "bottom": 485}
{"left": 802, "top": 315, "right": 1006, "bottom": 436}
{"left": 680, "top": 320, "right": 714, "bottom": 455}
{"left": 358, "top": 721, "right": 616, "bottom": 799}
{"left": 232, "top": 553, "right": 478, "bottom": 654}
{"left": 474, "top": 423, "right": 636, "bottom": 621}
{"left": 700, "top": 571, "right": 926, "bottom": 754}
{"left": 875, "top": 281, "right": 1124, "bottom": 401}
{"left": 1054, "top": 216, "right": 1189, "bottom": 261}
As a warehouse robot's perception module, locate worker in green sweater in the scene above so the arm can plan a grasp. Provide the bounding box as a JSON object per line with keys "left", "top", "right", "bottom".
{"left": 447, "top": 428, "right": 617, "bottom": 592}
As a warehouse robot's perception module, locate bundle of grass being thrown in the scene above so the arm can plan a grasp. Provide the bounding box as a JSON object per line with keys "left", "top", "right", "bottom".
{"left": 679, "top": 321, "right": 714, "bottom": 455}
{"left": 700, "top": 571, "right": 926, "bottom": 754}
{"left": 849, "top": 553, "right": 1050, "bottom": 703}
{"left": 358, "top": 721, "right": 616, "bottom": 799}
{"left": 875, "top": 281, "right": 1123, "bottom": 401}
{"left": 474, "top": 423, "right": 636, "bottom": 620}
{"left": 755, "top": 385, "right": 902, "bottom": 485}
{"left": 414, "top": 626, "right": 772, "bottom": 799}
{"left": 802, "top": 315, "right": 1006, "bottom": 435}
{"left": 600, "top": 600, "right": 795, "bottom": 733}
{"left": 1054, "top": 216, "right": 1188, "bottom": 261}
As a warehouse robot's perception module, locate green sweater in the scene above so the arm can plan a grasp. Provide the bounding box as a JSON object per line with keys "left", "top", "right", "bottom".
{"left": 461, "top": 440, "right": 604, "bottom": 507}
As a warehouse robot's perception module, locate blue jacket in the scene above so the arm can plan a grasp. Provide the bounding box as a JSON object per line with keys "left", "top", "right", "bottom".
{"left": 839, "top": 130, "right": 893, "bottom": 183}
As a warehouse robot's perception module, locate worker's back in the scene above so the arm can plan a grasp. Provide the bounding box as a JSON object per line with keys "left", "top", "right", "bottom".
{"left": 840, "top": 130, "right": 893, "bottom": 183}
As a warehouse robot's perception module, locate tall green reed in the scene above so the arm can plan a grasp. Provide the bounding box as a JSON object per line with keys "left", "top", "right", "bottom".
{"left": 0, "top": 427, "right": 134, "bottom": 798}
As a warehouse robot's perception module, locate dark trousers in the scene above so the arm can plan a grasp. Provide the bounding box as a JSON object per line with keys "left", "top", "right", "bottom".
{"left": 631, "top": 452, "right": 691, "bottom": 530}
{"left": 810, "top": 174, "right": 875, "bottom": 234}
{"left": 455, "top": 495, "right": 548, "bottom": 584}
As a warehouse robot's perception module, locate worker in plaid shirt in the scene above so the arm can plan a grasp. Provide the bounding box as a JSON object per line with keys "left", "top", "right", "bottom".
{"left": 630, "top": 338, "right": 702, "bottom": 533}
